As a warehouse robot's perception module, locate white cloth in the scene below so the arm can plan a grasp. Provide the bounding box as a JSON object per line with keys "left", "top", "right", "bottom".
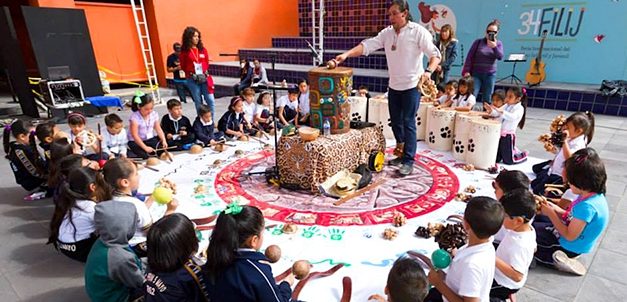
{"left": 58, "top": 199, "right": 96, "bottom": 243}
{"left": 452, "top": 94, "right": 476, "bottom": 109}
{"left": 276, "top": 95, "right": 298, "bottom": 110}
{"left": 444, "top": 242, "right": 495, "bottom": 302}
{"left": 549, "top": 134, "right": 587, "bottom": 176}
{"left": 490, "top": 102, "right": 524, "bottom": 135}
{"left": 252, "top": 65, "right": 269, "bottom": 85}
{"left": 102, "top": 128, "right": 128, "bottom": 157}
{"left": 298, "top": 91, "right": 310, "bottom": 115}
{"left": 113, "top": 195, "right": 153, "bottom": 246}
{"left": 243, "top": 101, "right": 256, "bottom": 124}
{"left": 562, "top": 189, "right": 578, "bottom": 202}
{"left": 495, "top": 227, "right": 537, "bottom": 289}
{"left": 361, "top": 21, "right": 441, "bottom": 90}
{"left": 255, "top": 104, "right": 270, "bottom": 118}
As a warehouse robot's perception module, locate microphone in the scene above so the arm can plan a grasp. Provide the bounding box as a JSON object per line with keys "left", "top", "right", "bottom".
{"left": 304, "top": 40, "right": 319, "bottom": 59}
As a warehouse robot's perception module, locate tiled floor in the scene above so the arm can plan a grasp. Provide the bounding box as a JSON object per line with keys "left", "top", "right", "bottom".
{"left": 0, "top": 90, "right": 625, "bottom": 301}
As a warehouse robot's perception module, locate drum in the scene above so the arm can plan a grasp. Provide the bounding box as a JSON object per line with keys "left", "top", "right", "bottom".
{"left": 308, "top": 67, "right": 353, "bottom": 134}
{"left": 466, "top": 119, "right": 502, "bottom": 169}
{"left": 376, "top": 98, "right": 395, "bottom": 140}
{"left": 452, "top": 112, "right": 481, "bottom": 160}
{"left": 427, "top": 108, "right": 456, "bottom": 151}
{"left": 348, "top": 96, "right": 368, "bottom": 122}
{"left": 416, "top": 101, "right": 432, "bottom": 141}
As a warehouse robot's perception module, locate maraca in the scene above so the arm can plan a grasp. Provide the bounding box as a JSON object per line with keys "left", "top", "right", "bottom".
{"left": 152, "top": 186, "right": 173, "bottom": 205}
{"left": 98, "top": 159, "right": 107, "bottom": 169}
{"left": 431, "top": 248, "right": 451, "bottom": 269}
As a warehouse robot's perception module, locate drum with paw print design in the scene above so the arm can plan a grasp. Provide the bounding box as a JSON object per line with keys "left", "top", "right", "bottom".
{"left": 426, "top": 108, "right": 456, "bottom": 151}
{"left": 452, "top": 112, "right": 482, "bottom": 161}
{"left": 416, "top": 101, "right": 433, "bottom": 141}
{"left": 466, "top": 119, "right": 502, "bottom": 169}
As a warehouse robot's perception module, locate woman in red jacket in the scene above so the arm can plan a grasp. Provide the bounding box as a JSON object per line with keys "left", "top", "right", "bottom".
{"left": 179, "top": 26, "right": 215, "bottom": 117}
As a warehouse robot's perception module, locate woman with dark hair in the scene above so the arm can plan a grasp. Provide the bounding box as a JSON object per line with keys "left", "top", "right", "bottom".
{"left": 433, "top": 24, "right": 458, "bottom": 85}
{"left": 144, "top": 214, "right": 208, "bottom": 301}
{"left": 179, "top": 26, "right": 215, "bottom": 116}
{"left": 335, "top": 0, "right": 441, "bottom": 176}
{"left": 462, "top": 20, "right": 504, "bottom": 107}
{"left": 233, "top": 58, "right": 253, "bottom": 96}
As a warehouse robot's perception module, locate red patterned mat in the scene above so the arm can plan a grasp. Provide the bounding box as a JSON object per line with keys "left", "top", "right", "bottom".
{"left": 215, "top": 149, "right": 459, "bottom": 226}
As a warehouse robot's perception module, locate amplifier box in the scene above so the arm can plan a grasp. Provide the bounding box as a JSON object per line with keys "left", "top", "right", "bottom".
{"left": 39, "top": 79, "right": 85, "bottom": 109}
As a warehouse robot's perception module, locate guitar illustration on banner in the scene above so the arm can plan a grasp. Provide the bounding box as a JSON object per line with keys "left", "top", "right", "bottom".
{"left": 525, "top": 30, "right": 548, "bottom": 86}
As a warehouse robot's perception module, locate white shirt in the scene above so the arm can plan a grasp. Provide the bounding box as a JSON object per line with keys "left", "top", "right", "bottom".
{"left": 276, "top": 95, "right": 298, "bottom": 110}
{"left": 252, "top": 65, "right": 269, "bottom": 85}
{"left": 113, "top": 195, "right": 153, "bottom": 246}
{"left": 562, "top": 189, "right": 578, "bottom": 202}
{"left": 361, "top": 21, "right": 441, "bottom": 90}
{"left": 298, "top": 91, "right": 310, "bottom": 115}
{"left": 243, "top": 101, "right": 256, "bottom": 123}
{"left": 102, "top": 128, "right": 128, "bottom": 157}
{"left": 444, "top": 242, "right": 495, "bottom": 302}
{"left": 255, "top": 104, "right": 270, "bottom": 118}
{"left": 549, "top": 135, "right": 587, "bottom": 176}
{"left": 452, "top": 94, "right": 476, "bottom": 109}
{"left": 490, "top": 102, "right": 524, "bottom": 135}
{"left": 495, "top": 227, "right": 537, "bottom": 289}
{"left": 58, "top": 199, "right": 96, "bottom": 243}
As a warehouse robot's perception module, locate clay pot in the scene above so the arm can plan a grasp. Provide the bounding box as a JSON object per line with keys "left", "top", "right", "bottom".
{"left": 146, "top": 157, "right": 160, "bottom": 166}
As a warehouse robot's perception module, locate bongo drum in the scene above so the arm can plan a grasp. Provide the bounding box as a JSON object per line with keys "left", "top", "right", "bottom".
{"left": 416, "top": 101, "right": 433, "bottom": 141}
{"left": 427, "top": 108, "right": 456, "bottom": 151}
{"left": 452, "top": 112, "right": 481, "bottom": 161}
{"left": 466, "top": 119, "right": 502, "bottom": 169}
{"left": 348, "top": 96, "right": 368, "bottom": 122}
{"left": 377, "top": 98, "right": 395, "bottom": 140}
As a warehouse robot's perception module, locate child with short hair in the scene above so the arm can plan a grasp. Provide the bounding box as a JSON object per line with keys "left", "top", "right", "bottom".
{"left": 218, "top": 97, "right": 250, "bottom": 139}
{"left": 297, "top": 79, "right": 310, "bottom": 125}
{"left": 426, "top": 196, "right": 504, "bottom": 302}
{"left": 85, "top": 201, "right": 144, "bottom": 302}
{"left": 492, "top": 170, "right": 531, "bottom": 244}
{"left": 357, "top": 85, "right": 371, "bottom": 98}
{"left": 193, "top": 104, "right": 223, "bottom": 146}
{"left": 48, "top": 167, "right": 110, "bottom": 262}
{"left": 67, "top": 112, "right": 102, "bottom": 160}
{"left": 254, "top": 91, "right": 275, "bottom": 134}
{"left": 241, "top": 88, "right": 257, "bottom": 125}
{"left": 491, "top": 188, "right": 537, "bottom": 300}
{"left": 368, "top": 257, "right": 429, "bottom": 302}
{"left": 449, "top": 76, "right": 475, "bottom": 111}
{"left": 3, "top": 120, "right": 48, "bottom": 199}
{"left": 203, "top": 204, "right": 293, "bottom": 301}
{"left": 535, "top": 148, "right": 609, "bottom": 275}
{"left": 103, "top": 113, "right": 128, "bottom": 158}
{"left": 491, "top": 89, "right": 506, "bottom": 108}
{"left": 276, "top": 87, "right": 300, "bottom": 127}
{"left": 160, "top": 99, "right": 195, "bottom": 149}
{"left": 531, "top": 111, "right": 595, "bottom": 196}
{"left": 144, "top": 213, "right": 209, "bottom": 301}
{"left": 128, "top": 93, "right": 169, "bottom": 159}
{"left": 484, "top": 86, "right": 528, "bottom": 165}
{"left": 438, "top": 80, "right": 458, "bottom": 107}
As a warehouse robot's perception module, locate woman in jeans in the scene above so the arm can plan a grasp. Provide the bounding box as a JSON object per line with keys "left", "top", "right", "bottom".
{"left": 179, "top": 26, "right": 215, "bottom": 116}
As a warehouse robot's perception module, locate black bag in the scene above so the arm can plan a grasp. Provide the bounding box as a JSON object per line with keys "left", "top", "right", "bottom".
{"left": 192, "top": 73, "right": 207, "bottom": 84}
{"left": 600, "top": 80, "right": 627, "bottom": 97}
{"left": 353, "top": 164, "right": 372, "bottom": 189}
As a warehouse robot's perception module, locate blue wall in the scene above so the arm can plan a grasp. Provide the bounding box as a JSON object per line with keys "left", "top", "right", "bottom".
{"left": 407, "top": 0, "right": 627, "bottom": 84}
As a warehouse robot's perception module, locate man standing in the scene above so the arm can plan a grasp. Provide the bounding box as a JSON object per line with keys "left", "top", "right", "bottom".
{"left": 335, "top": 0, "right": 441, "bottom": 176}
{"left": 167, "top": 42, "right": 188, "bottom": 103}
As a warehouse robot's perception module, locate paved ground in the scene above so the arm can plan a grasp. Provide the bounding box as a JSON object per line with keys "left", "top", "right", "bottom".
{"left": 0, "top": 90, "right": 626, "bottom": 301}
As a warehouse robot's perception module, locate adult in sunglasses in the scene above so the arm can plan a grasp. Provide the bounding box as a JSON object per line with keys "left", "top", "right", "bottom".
{"left": 462, "top": 20, "right": 504, "bottom": 108}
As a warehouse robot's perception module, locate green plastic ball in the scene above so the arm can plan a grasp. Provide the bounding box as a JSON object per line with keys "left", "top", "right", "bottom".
{"left": 431, "top": 249, "right": 451, "bottom": 269}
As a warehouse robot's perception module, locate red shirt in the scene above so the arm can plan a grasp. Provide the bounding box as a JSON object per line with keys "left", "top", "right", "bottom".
{"left": 179, "top": 47, "right": 214, "bottom": 93}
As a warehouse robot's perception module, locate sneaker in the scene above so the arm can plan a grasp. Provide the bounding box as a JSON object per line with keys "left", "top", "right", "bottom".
{"left": 552, "top": 250, "right": 587, "bottom": 276}
{"left": 388, "top": 157, "right": 403, "bottom": 167}
{"left": 399, "top": 164, "right": 414, "bottom": 176}
{"left": 24, "top": 191, "right": 47, "bottom": 201}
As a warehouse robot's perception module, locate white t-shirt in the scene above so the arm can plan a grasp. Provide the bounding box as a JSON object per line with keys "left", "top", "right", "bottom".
{"left": 493, "top": 226, "right": 506, "bottom": 243}
{"left": 102, "top": 128, "right": 128, "bottom": 157}
{"left": 444, "top": 242, "right": 495, "bottom": 302}
{"left": 490, "top": 102, "right": 525, "bottom": 135}
{"left": 58, "top": 199, "right": 96, "bottom": 243}
{"left": 549, "top": 135, "right": 587, "bottom": 176}
{"left": 298, "top": 91, "right": 310, "bottom": 115}
{"left": 495, "top": 227, "right": 537, "bottom": 289}
{"left": 113, "top": 195, "right": 153, "bottom": 246}
{"left": 255, "top": 104, "right": 270, "bottom": 118}
{"left": 452, "top": 94, "right": 476, "bottom": 109}
{"left": 243, "top": 101, "right": 256, "bottom": 124}
{"left": 276, "top": 95, "right": 298, "bottom": 111}
{"left": 562, "top": 189, "right": 578, "bottom": 202}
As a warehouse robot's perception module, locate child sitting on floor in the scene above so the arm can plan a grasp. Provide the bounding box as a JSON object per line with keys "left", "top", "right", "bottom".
{"left": 218, "top": 97, "right": 251, "bottom": 140}
{"left": 193, "top": 104, "right": 224, "bottom": 146}
{"left": 254, "top": 91, "right": 275, "bottom": 134}
{"left": 276, "top": 87, "right": 300, "bottom": 128}
{"left": 491, "top": 188, "right": 537, "bottom": 301}
{"left": 102, "top": 113, "right": 128, "bottom": 158}
{"left": 30, "top": 120, "right": 59, "bottom": 169}
{"left": 484, "top": 86, "right": 528, "bottom": 165}
{"left": 534, "top": 148, "right": 608, "bottom": 276}
{"left": 297, "top": 79, "right": 310, "bottom": 125}
{"left": 531, "top": 111, "right": 594, "bottom": 196}
{"left": 161, "top": 99, "right": 195, "bottom": 149}
{"left": 426, "top": 196, "right": 504, "bottom": 302}
{"left": 144, "top": 213, "right": 209, "bottom": 301}
{"left": 368, "top": 257, "right": 429, "bottom": 302}
{"left": 203, "top": 204, "right": 294, "bottom": 301}
{"left": 492, "top": 170, "right": 531, "bottom": 244}
{"left": 128, "top": 93, "right": 169, "bottom": 159}
{"left": 67, "top": 113, "right": 103, "bottom": 161}
{"left": 85, "top": 201, "right": 144, "bottom": 302}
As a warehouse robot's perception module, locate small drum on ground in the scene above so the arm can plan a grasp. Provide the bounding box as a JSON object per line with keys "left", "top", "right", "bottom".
{"left": 348, "top": 96, "right": 368, "bottom": 122}
{"left": 427, "top": 108, "right": 456, "bottom": 151}
{"left": 466, "top": 119, "right": 502, "bottom": 169}
{"left": 452, "top": 112, "right": 481, "bottom": 161}
{"left": 416, "top": 101, "right": 432, "bottom": 141}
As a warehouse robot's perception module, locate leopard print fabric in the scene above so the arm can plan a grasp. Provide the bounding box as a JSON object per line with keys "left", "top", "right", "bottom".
{"left": 277, "top": 127, "right": 385, "bottom": 192}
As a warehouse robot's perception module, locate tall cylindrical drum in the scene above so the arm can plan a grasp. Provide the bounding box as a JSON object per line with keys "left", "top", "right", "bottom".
{"left": 348, "top": 96, "right": 367, "bottom": 122}
{"left": 375, "top": 98, "right": 395, "bottom": 140}
{"left": 416, "top": 101, "right": 432, "bottom": 141}
{"left": 427, "top": 108, "right": 456, "bottom": 151}
{"left": 466, "top": 119, "right": 502, "bottom": 169}
{"left": 452, "top": 112, "right": 481, "bottom": 160}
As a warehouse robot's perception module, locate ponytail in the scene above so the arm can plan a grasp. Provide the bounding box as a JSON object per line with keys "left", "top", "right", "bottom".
{"left": 585, "top": 111, "right": 595, "bottom": 144}
{"left": 130, "top": 92, "right": 153, "bottom": 112}
{"left": 566, "top": 111, "right": 595, "bottom": 144}
{"left": 28, "top": 131, "right": 46, "bottom": 175}
{"left": 204, "top": 205, "right": 264, "bottom": 278}
{"left": 3, "top": 123, "right": 12, "bottom": 155}
{"left": 508, "top": 86, "right": 527, "bottom": 129}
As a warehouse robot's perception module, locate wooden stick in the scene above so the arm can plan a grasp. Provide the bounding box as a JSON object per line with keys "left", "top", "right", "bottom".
{"left": 98, "top": 123, "right": 103, "bottom": 161}
{"left": 153, "top": 146, "right": 178, "bottom": 152}
{"left": 333, "top": 179, "right": 386, "bottom": 206}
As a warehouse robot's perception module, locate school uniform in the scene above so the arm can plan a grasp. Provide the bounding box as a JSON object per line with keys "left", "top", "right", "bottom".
{"left": 7, "top": 142, "right": 46, "bottom": 191}
{"left": 491, "top": 227, "right": 536, "bottom": 300}
{"left": 276, "top": 95, "right": 298, "bottom": 127}
{"left": 160, "top": 114, "right": 195, "bottom": 149}
{"left": 531, "top": 135, "right": 587, "bottom": 195}
{"left": 255, "top": 105, "right": 274, "bottom": 132}
{"left": 218, "top": 111, "right": 250, "bottom": 138}
{"left": 144, "top": 259, "right": 209, "bottom": 302}
{"left": 192, "top": 117, "right": 224, "bottom": 145}
{"left": 298, "top": 91, "right": 310, "bottom": 124}
{"left": 204, "top": 249, "right": 292, "bottom": 302}
{"left": 57, "top": 199, "right": 98, "bottom": 262}
{"left": 102, "top": 129, "right": 129, "bottom": 157}
{"left": 491, "top": 103, "right": 527, "bottom": 165}
{"left": 451, "top": 94, "right": 476, "bottom": 109}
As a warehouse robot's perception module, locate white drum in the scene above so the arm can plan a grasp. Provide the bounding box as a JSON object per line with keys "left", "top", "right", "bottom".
{"left": 466, "top": 119, "right": 502, "bottom": 169}
{"left": 373, "top": 98, "right": 394, "bottom": 140}
{"left": 348, "top": 96, "right": 368, "bottom": 122}
{"left": 427, "top": 108, "right": 457, "bottom": 151}
{"left": 452, "top": 112, "right": 481, "bottom": 161}
{"left": 416, "top": 101, "right": 432, "bottom": 141}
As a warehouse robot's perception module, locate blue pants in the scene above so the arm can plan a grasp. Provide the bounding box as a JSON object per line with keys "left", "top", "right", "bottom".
{"left": 186, "top": 78, "right": 215, "bottom": 117}
{"left": 388, "top": 87, "right": 420, "bottom": 165}
{"left": 173, "top": 81, "right": 188, "bottom": 103}
{"left": 472, "top": 72, "right": 496, "bottom": 104}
